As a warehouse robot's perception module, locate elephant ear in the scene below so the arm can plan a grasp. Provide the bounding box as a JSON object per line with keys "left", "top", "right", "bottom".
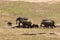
{"left": 16, "top": 17, "right": 22, "bottom": 24}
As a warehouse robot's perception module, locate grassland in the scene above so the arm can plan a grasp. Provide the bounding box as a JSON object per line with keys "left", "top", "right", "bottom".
{"left": 0, "top": 1, "right": 60, "bottom": 40}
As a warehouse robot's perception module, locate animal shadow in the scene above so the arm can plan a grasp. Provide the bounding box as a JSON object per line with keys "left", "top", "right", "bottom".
{"left": 21, "top": 33, "right": 36, "bottom": 36}
{"left": 37, "top": 33, "right": 46, "bottom": 35}
{"left": 49, "top": 33, "right": 56, "bottom": 35}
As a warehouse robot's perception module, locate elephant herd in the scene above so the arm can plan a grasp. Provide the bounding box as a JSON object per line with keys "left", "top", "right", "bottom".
{"left": 16, "top": 17, "right": 39, "bottom": 28}
{"left": 7, "top": 17, "right": 56, "bottom": 29}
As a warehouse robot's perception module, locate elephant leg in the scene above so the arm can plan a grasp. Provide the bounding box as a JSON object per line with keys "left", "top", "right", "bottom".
{"left": 36, "top": 26, "right": 39, "bottom": 28}
{"left": 40, "top": 23, "right": 44, "bottom": 28}
{"left": 25, "top": 25, "right": 28, "bottom": 28}
{"left": 18, "top": 22, "right": 20, "bottom": 28}
{"left": 50, "top": 23, "right": 56, "bottom": 28}
{"left": 24, "top": 25, "right": 28, "bottom": 28}
{"left": 40, "top": 24, "right": 44, "bottom": 28}
{"left": 28, "top": 25, "right": 30, "bottom": 28}
{"left": 27, "top": 24, "right": 31, "bottom": 28}
{"left": 50, "top": 26, "right": 53, "bottom": 29}
{"left": 23, "top": 24, "right": 27, "bottom": 28}
{"left": 43, "top": 25, "right": 46, "bottom": 28}
{"left": 23, "top": 25, "right": 25, "bottom": 28}
{"left": 45, "top": 25, "right": 48, "bottom": 28}
{"left": 44, "top": 24, "right": 48, "bottom": 28}
{"left": 40, "top": 24, "right": 42, "bottom": 27}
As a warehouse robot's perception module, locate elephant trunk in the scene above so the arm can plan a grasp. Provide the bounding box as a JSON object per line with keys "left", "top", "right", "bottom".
{"left": 16, "top": 20, "right": 18, "bottom": 24}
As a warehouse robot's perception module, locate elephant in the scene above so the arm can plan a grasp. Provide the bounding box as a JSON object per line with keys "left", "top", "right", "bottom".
{"left": 16, "top": 17, "right": 28, "bottom": 23}
{"left": 40, "top": 19, "right": 56, "bottom": 28}
{"left": 7, "top": 22, "right": 12, "bottom": 26}
{"left": 16, "top": 17, "right": 28, "bottom": 27}
{"left": 31, "top": 24, "right": 39, "bottom": 28}
{"left": 22, "top": 21, "right": 32, "bottom": 28}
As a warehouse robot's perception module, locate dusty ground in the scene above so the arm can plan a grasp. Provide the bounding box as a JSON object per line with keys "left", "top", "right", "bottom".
{"left": 0, "top": 13, "right": 60, "bottom": 40}
{"left": 0, "top": 27, "right": 60, "bottom": 40}
{"left": 0, "top": 1, "right": 60, "bottom": 40}
{"left": 1, "top": 0, "right": 60, "bottom": 3}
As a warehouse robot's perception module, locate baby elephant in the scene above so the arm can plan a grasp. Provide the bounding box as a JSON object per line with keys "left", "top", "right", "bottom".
{"left": 7, "top": 22, "right": 12, "bottom": 26}
{"left": 31, "top": 24, "right": 39, "bottom": 28}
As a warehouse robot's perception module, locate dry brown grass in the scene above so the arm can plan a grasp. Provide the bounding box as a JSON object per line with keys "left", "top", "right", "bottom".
{"left": 0, "top": 28, "right": 60, "bottom": 40}
{"left": 0, "top": 1, "right": 60, "bottom": 40}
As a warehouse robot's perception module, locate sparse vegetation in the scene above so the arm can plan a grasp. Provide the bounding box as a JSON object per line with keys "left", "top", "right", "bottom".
{"left": 0, "top": 1, "right": 60, "bottom": 40}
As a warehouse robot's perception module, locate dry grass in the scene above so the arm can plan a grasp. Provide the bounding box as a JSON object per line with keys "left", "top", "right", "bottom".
{"left": 0, "top": 28, "right": 60, "bottom": 40}
{"left": 0, "top": 1, "right": 60, "bottom": 40}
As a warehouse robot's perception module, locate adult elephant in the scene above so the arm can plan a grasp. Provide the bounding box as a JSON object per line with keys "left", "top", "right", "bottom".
{"left": 22, "top": 21, "right": 32, "bottom": 28}
{"left": 16, "top": 17, "right": 28, "bottom": 27}
{"left": 40, "top": 19, "right": 56, "bottom": 28}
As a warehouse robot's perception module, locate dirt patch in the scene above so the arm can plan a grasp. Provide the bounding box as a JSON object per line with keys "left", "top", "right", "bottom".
{"left": 1, "top": 0, "right": 60, "bottom": 3}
